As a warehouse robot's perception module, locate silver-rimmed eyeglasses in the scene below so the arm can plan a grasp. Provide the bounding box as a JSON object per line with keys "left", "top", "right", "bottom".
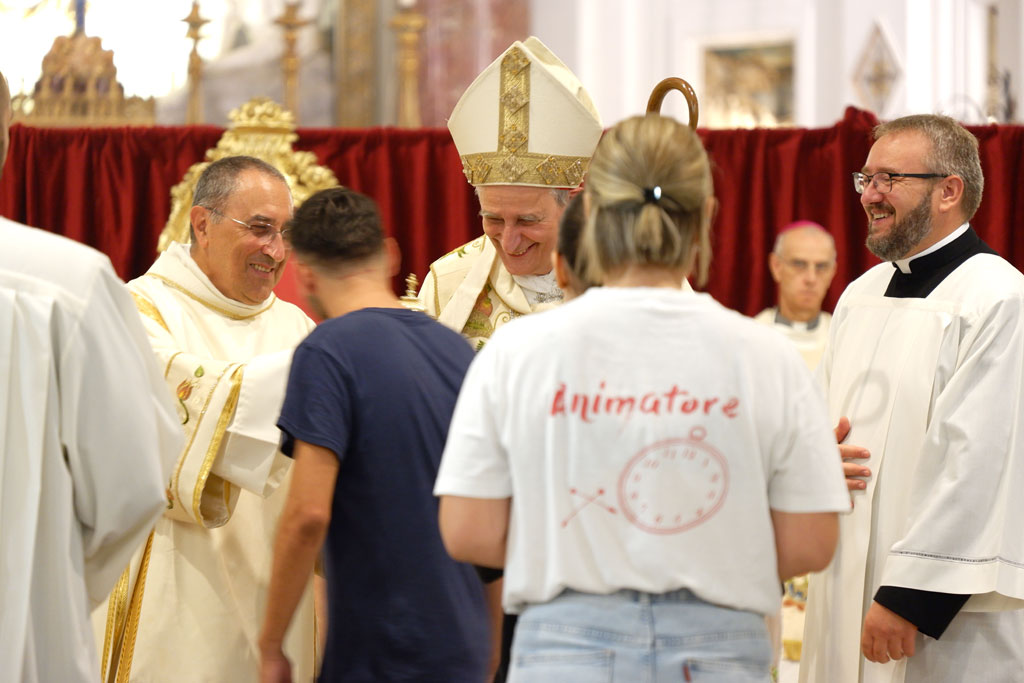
{"left": 852, "top": 171, "right": 947, "bottom": 195}
{"left": 204, "top": 206, "right": 291, "bottom": 246}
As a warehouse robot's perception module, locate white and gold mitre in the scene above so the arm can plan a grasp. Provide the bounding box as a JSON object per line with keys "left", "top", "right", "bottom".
{"left": 448, "top": 36, "right": 602, "bottom": 189}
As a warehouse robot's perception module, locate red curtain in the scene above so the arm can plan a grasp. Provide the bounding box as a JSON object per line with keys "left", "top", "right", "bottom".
{"left": 3, "top": 107, "right": 1023, "bottom": 317}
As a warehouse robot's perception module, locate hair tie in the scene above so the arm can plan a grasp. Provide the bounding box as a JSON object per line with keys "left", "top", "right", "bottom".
{"left": 643, "top": 186, "right": 662, "bottom": 204}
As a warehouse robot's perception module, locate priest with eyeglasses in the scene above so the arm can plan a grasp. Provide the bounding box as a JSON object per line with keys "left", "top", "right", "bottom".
{"left": 93, "top": 156, "right": 318, "bottom": 683}
{"left": 801, "top": 114, "right": 1024, "bottom": 683}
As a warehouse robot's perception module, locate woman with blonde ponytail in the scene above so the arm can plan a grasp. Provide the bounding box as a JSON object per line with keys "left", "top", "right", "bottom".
{"left": 435, "top": 114, "right": 849, "bottom": 682}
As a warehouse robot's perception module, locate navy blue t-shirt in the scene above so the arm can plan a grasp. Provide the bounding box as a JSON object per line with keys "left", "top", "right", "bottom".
{"left": 277, "top": 308, "right": 488, "bottom": 683}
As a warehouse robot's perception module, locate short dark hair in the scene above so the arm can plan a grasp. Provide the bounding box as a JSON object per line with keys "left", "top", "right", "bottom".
{"left": 287, "top": 186, "right": 384, "bottom": 268}
{"left": 557, "top": 193, "right": 596, "bottom": 290}
{"left": 190, "top": 156, "right": 288, "bottom": 240}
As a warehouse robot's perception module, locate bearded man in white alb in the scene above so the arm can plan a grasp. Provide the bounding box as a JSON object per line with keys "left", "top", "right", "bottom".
{"left": 801, "top": 114, "right": 1024, "bottom": 683}
{"left": 0, "top": 69, "right": 181, "bottom": 683}
{"left": 94, "top": 155, "right": 317, "bottom": 683}
{"left": 418, "top": 37, "right": 603, "bottom": 351}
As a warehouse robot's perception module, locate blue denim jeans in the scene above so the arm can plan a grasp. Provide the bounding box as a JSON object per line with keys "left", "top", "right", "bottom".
{"left": 509, "top": 588, "right": 772, "bottom": 683}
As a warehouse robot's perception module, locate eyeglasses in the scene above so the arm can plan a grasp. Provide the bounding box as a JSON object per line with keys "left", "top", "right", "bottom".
{"left": 852, "top": 172, "right": 947, "bottom": 195}
{"left": 204, "top": 206, "right": 291, "bottom": 246}
{"left": 779, "top": 258, "right": 835, "bottom": 275}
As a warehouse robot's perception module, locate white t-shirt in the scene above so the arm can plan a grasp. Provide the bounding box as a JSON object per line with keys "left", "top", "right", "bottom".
{"left": 435, "top": 287, "right": 849, "bottom": 616}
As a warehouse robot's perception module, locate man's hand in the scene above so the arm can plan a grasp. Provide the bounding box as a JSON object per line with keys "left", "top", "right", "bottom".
{"left": 260, "top": 647, "right": 292, "bottom": 683}
{"left": 861, "top": 601, "right": 917, "bottom": 663}
{"left": 835, "top": 416, "right": 871, "bottom": 492}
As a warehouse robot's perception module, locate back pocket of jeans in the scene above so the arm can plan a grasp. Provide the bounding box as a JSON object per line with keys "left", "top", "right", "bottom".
{"left": 684, "top": 657, "right": 769, "bottom": 681}
{"left": 512, "top": 649, "right": 614, "bottom": 683}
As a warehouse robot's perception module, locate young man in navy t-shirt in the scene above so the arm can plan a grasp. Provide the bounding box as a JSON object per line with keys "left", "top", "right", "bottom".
{"left": 259, "top": 187, "right": 488, "bottom": 683}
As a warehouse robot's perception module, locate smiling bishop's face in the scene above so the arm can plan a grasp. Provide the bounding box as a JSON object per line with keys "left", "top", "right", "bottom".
{"left": 478, "top": 185, "right": 565, "bottom": 276}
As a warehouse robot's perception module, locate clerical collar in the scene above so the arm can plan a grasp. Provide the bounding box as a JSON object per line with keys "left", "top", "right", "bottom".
{"left": 884, "top": 224, "right": 997, "bottom": 299}
{"left": 892, "top": 223, "right": 970, "bottom": 274}
{"left": 513, "top": 271, "right": 564, "bottom": 307}
{"left": 772, "top": 309, "right": 823, "bottom": 331}
{"left": 146, "top": 242, "right": 276, "bottom": 319}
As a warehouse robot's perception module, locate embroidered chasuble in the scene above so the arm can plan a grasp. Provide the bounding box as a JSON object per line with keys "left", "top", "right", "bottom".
{"left": 1, "top": 218, "right": 181, "bottom": 683}
{"left": 93, "top": 242, "right": 317, "bottom": 683}
{"left": 419, "top": 236, "right": 561, "bottom": 349}
{"left": 801, "top": 227, "right": 1024, "bottom": 683}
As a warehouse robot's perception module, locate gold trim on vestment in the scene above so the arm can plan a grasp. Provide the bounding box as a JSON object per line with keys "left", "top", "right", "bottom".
{"left": 130, "top": 291, "right": 171, "bottom": 333}
{"left": 171, "top": 364, "right": 234, "bottom": 512}
{"left": 429, "top": 264, "right": 441, "bottom": 318}
{"left": 100, "top": 565, "right": 131, "bottom": 683}
{"left": 192, "top": 364, "right": 245, "bottom": 524}
{"left": 163, "top": 351, "right": 183, "bottom": 380}
{"left": 459, "top": 46, "right": 589, "bottom": 187}
{"left": 145, "top": 273, "right": 275, "bottom": 320}
{"left": 114, "top": 530, "right": 156, "bottom": 683}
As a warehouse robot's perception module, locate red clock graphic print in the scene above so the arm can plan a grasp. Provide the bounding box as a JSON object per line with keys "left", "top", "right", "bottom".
{"left": 617, "top": 427, "right": 729, "bottom": 534}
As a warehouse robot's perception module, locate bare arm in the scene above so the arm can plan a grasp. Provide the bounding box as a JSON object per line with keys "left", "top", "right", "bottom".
{"left": 771, "top": 509, "right": 839, "bottom": 581}
{"left": 438, "top": 495, "right": 511, "bottom": 568}
{"left": 259, "top": 440, "right": 339, "bottom": 682}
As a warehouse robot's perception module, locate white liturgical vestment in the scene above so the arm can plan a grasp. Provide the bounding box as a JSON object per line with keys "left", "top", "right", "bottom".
{"left": 419, "top": 236, "right": 559, "bottom": 349}
{"left": 0, "top": 218, "right": 180, "bottom": 683}
{"left": 801, "top": 229, "right": 1024, "bottom": 683}
{"left": 753, "top": 308, "right": 831, "bottom": 371}
{"left": 93, "top": 242, "right": 317, "bottom": 683}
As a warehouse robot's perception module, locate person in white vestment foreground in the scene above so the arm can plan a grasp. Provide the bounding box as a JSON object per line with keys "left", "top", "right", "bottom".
{"left": 435, "top": 112, "right": 851, "bottom": 682}
{"left": 753, "top": 222, "right": 836, "bottom": 371}
{"left": 260, "top": 187, "right": 489, "bottom": 683}
{"left": 93, "top": 156, "right": 318, "bottom": 682}
{"left": 800, "top": 114, "right": 1024, "bottom": 683}
{"left": 0, "top": 69, "right": 181, "bottom": 683}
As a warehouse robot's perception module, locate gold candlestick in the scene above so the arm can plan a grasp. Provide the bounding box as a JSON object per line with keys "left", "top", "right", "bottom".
{"left": 183, "top": 1, "right": 209, "bottom": 124}
{"left": 275, "top": 2, "right": 312, "bottom": 121}
{"left": 390, "top": 4, "right": 426, "bottom": 128}
{"left": 399, "top": 273, "right": 426, "bottom": 312}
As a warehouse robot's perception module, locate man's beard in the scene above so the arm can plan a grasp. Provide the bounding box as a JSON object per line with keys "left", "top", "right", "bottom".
{"left": 865, "top": 193, "right": 932, "bottom": 261}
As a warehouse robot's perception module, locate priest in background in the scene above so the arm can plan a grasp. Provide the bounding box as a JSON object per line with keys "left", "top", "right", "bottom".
{"left": 754, "top": 221, "right": 837, "bottom": 370}
{"left": 418, "top": 36, "right": 603, "bottom": 351}
{"left": 801, "top": 114, "right": 1024, "bottom": 683}
{"left": 94, "top": 156, "right": 318, "bottom": 682}
{"left": 0, "top": 69, "right": 181, "bottom": 683}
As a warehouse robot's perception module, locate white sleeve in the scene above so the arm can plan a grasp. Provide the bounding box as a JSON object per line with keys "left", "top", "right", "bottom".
{"left": 434, "top": 345, "right": 512, "bottom": 499}
{"left": 213, "top": 348, "right": 294, "bottom": 497}
{"left": 62, "top": 266, "right": 182, "bottom": 603}
{"left": 766, "top": 359, "right": 849, "bottom": 513}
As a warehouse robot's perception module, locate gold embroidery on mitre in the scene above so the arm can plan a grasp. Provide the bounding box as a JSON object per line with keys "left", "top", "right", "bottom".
{"left": 537, "top": 157, "right": 561, "bottom": 185}
{"left": 462, "top": 151, "right": 591, "bottom": 187}
{"left": 503, "top": 48, "right": 530, "bottom": 74}
{"left": 501, "top": 155, "right": 527, "bottom": 182}
{"left": 500, "top": 88, "right": 529, "bottom": 114}
{"left": 499, "top": 126, "right": 527, "bottom": 153}
{"left": 462, "top": 156, "right": 492, "bottom": 184}
{"left": 564, "top": 158, "right": 586, "bottom": 187}
{"left": 462, "top": 45, "right": 590, "bottom": 187}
